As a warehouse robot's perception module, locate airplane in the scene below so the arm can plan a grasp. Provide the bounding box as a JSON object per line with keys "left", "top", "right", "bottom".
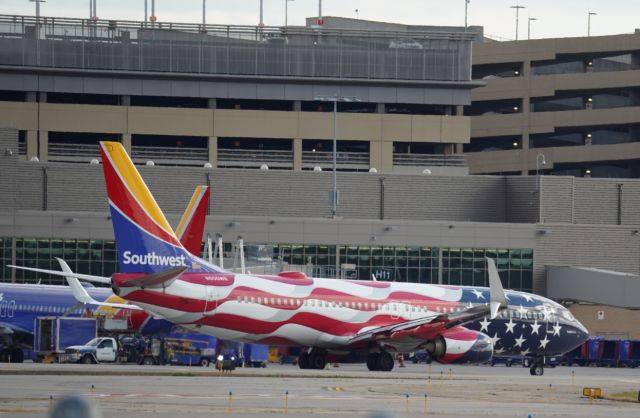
{"left": 0, "top": 185, "right": 211, "bottom": 363}
{"left": 10, "top": 141, "right": 590, "bottom": 376}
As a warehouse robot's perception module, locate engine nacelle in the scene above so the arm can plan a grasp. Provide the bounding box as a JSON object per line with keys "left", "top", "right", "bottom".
{"left": 424, "top": 326, "right": 493, "bottom": 365}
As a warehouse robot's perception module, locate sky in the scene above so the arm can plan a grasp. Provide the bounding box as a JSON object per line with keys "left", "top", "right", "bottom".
{"left": 1, "top": 0, "right": 639, "bottom": 40}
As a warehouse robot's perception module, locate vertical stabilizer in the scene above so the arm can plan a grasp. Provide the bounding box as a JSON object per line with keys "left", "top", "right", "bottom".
{"left": 175, "top": 185, "right": 210, "bottom": 256}
{"left": 99, "top": 141, "right": 220, "bottom": 273}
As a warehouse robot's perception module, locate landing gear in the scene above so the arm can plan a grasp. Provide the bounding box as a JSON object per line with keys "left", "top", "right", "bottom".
{"left": 298, "top": 349, "right": 326, "bottom": 370}
{"left": 366, "top": 351, "right": 394, "bottom": 372}
{"left": 0, "top": 348, "right": 24, "bottom": 363}
{"left": 528, "top": 357, "right": 545, "bottom": 376}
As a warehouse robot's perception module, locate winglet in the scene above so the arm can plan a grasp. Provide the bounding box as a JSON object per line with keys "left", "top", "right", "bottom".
{"left": 487, "top": 257, "right": 508, "bottom": 319}
{"left": 56, "top": 258, "right": 144, "bottom": 311}
{"left": 57, "top": 257, "right": 95, "bottom": 305}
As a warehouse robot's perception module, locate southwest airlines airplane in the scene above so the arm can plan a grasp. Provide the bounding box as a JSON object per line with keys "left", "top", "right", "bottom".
{"left": 11, "top": 142, "right": 589, "bottom": 376}
{"left": 0, "top": 186, "right": 210, "bottom": 362}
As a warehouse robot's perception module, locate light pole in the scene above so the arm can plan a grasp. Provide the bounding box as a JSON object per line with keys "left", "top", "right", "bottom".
{"left": 588, "top": 11, "right": 597, "bottom": 36}
{"left": 202, "top": 0, "right": 206, "bottom": 26}
{"left": 259, "top": 0, "right": 264, "bottom": 27}
{"left": 536, "top": 153, "right": 546, "bottom": 191}
{"left": 314, "top": 95, "right": 360, "bottom": 218}
{"left": 510, "top": 5, "right": 525, "bottom": 40}
{"left": 527, "top": 17, "right": 537, "bottom": 40}
{"left": 285, "top": 0, "right": 295, "bottom": 27}
{"left": 355, "top": 9, "right": 359, "bottom": 19}
{"left": 465, "top": 0, "right": 470, "bottom": 28}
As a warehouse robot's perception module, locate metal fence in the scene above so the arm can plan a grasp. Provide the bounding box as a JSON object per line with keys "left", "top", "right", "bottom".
{"left": 393, "top": 153, "right": 467, "bottom": 167}
{"left": 0, "top": 15, "right": 473, "bottom": 82}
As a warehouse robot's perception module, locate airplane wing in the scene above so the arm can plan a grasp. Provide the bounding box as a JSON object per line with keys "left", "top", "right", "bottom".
{"left": 349, "top": 258, "right": 507, "bottom": 345}
{"left": 56, "top": 258, "right": 144, "bottom": 311}
{"left": 7, "top": 264, "right": 111, "bottom": 284}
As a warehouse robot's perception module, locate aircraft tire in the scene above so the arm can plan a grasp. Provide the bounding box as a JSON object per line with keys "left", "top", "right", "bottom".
{"left": 530, "top": 364, "right": 544, "bottom": 376}
{"left": 309, "top": 352, "right": 326, "bottom": 370}
{"left": 366, "top": 353, "right": 380, "bottom": 371}
{"left": 298, "top": 352, "right": 310, "bottom": 369}
{"left": 11, "top": 348, "right": 24, "bottom": 363}
{"left": 378, "top": 352, "right": 394, "bottom": 372}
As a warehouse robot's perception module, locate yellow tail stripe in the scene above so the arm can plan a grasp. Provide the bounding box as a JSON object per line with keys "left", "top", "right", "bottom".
{"left": 103, "top": 141, "right": 175, "bottom": 236}
{"left": 176, "top": 185, "right": 205, "bottom": 238}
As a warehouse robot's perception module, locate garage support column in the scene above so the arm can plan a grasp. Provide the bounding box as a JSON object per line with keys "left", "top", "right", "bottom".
{"left": 122, "top": 134, "right": 132, "bottom": 154}
{"left": 38, "top": 130, "right": 48, "bottom": 162}
{"left": 208, "top": 136, "right": 218, "bottom": 168}
{"left": 26, "top": 130, "right": 38, "bottom": 160}
{"left": 371, "top": 141, "right": 393, "bottom": 173}
{"left": 293, "top": 138, "right": 302, "bottom": 171}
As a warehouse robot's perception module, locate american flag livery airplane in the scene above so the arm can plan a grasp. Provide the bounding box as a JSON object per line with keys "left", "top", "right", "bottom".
{"left": 11, "top": 142, "right": 589, "bottom": 376}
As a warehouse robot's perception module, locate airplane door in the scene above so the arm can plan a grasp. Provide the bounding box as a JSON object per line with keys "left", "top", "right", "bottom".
{"left": 204, "top": 286, "right": 217, "bottom": 316}
{"left": 391, "top": 303, "right": 400, "bottom": 320}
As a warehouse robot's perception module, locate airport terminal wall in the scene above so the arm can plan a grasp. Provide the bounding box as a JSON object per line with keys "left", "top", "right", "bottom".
{"left": 2, "top": 128, "right": 640, "bottom": 295}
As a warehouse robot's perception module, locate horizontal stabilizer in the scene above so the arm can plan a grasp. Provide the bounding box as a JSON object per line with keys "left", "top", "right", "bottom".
{"left": 57, "top": 258, "right": 143, "bottom": 311}
{"left": 7, "top": 264, "right": 111, "bottom": 284}
{"left": 120, "top": 266, "right": 187, "bottom": 288}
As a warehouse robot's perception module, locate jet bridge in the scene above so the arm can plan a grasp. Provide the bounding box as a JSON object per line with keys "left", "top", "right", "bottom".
{"left": 547, "top": 266, "right": 640, "bottom": 309}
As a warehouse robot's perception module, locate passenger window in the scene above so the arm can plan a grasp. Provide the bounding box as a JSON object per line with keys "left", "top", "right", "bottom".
{"left": 364, "top": 303, "right": 369, "bottom": 310}
{"left": 276, "top": 298, "right": 282, "bottom": 305}
{"left": 270, "top": 298, "right": 275, "bottom": 305}
{"left": 257, "top": 297, "right": 262, "bottom": 304}
{"left": 236, "top": 297, "right": 241, "bottom": 303}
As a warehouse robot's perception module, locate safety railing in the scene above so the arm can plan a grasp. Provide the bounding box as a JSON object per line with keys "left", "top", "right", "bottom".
{"left": 217, "top": 149, "right": 293, "bottom": 168}
{"left": 131, "top": 146, "right": 208, "bottom": 166}
{"left": 393, "top": 153, "right": 467, "bottom": 167}
{"left": 302, "top": 151, "right": 369, "bottom": 167}
{"left": 47, "top": 143, "right": 101, "bottom": 162}
{"left": 0, "top": 14, "right": 473, "bottom": 82}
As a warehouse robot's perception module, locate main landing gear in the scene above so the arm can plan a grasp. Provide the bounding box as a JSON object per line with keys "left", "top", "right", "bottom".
{"left": 298, "top": 349, "right": 327, "bottom": 370}
{"left": 366, "top": 350, "right": 394, "bottom": 372}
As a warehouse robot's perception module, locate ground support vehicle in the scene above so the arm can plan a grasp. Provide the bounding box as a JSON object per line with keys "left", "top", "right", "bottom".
{"left": 62, "top": 337, "right": 118, "bottom": 364}
{"left": 242, "top": 344, "right": 268, "bottom": 368}
{"left": 34, "top": 317, "right": 97, "bottom": 363}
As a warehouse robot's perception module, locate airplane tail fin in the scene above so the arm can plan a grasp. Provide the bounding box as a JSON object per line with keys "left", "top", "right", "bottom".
{"left": 99, "top": 141, "right": 207, "bottom": 274}
{"left": 175, "top": 185, "right": 210, "bottom": 256}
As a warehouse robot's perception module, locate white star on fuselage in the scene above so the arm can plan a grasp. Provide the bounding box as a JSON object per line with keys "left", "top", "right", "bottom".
{"left": 530, "top": 320, "right": 541, "bottom": 335}
{"left": 479, "top": 317, "right": 491, "bottom": 332}
{"left": 539, "top": 336, "right": 550, "bottom": 349}
{"left": 514, "top": 335, "right": 526, "bottom": 348}
{"left": 517, "top": 305, "right": 527, "bottom": 319}
{"left": 490, "top": 332, "right": 500, "bottom": 347}
{"left": 521, "top": 347, "right": 531, "bottom": 356}
{"left": 552, "top": 322, "right": 562, "bottom": 336}
{"left": 505, "top": 319, "right": 516, "bottom": 334}
{"left": 471, "top": 289, "right": 485, "bottom": 300}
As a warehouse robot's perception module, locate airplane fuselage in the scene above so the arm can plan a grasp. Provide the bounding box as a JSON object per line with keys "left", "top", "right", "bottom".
{"left": 114, "top": 272, "right": 588, "bottom": 359}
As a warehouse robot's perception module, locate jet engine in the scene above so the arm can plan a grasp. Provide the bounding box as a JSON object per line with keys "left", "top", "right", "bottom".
{"left": 424, "top": 326, "right": 493, "bottom": 365}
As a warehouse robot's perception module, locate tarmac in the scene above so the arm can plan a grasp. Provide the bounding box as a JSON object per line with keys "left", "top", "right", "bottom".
{"left": 0, "top": 362, "right": 639, "bottom": 417}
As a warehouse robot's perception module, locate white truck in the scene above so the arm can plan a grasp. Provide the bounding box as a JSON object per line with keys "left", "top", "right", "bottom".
{"left": 62, "top": 337, "right": 118, "bottom": 364}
